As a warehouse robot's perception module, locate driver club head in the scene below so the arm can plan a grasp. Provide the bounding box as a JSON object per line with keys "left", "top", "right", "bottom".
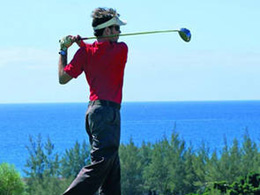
{"left": 178, "top": 28, "right": 191, "bottom": 42}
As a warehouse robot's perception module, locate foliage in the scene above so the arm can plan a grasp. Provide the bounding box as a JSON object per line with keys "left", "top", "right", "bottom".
{"left": 0, "top": 163, "right": 26, "bottom": 195}
{"left": 18, "top": 130, "right": 260, "bottom": 194}
{"left": 120, "top": 138, "right": 147, "bottom": 195}
{"left": 61, "top": 140, "right": 90, "bottom": 178}
{"left": 223, "top": 173, "right": 260, "bottom": 195}
{"left": 23, "top": 134, "right": 90, "bottom": 195}
{"left": 23, "top": 134, "right": 63, "bottom": 195}
{"left": 24, "top": 135, "right": 60, "bottom": 179}
{"left": 120, "top": 131, "right": 259, "bottom": 194}
{"left": 200, "top": 173, "right": 260, "bottom": 195}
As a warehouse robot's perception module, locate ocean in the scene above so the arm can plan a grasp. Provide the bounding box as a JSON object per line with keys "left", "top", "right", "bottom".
{"left": 0, "top": 101, "right": 259, "bottom": 175}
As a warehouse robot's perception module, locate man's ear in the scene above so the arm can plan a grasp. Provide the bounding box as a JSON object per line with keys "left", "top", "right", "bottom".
{"left": 103, "top": 27, "right": 111, "bottom": 36}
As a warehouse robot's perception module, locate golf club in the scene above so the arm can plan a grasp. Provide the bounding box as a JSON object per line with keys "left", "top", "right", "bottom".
{"left": 81, "top": 28, "right": 191, "bottom": 42}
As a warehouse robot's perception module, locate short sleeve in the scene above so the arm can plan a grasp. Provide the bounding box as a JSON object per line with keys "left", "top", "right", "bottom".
{"left": 119, "top": 42, "right": 128, "bottom": 64}
{"left": 64, "top": 47, "right": 86, "bottom": 78}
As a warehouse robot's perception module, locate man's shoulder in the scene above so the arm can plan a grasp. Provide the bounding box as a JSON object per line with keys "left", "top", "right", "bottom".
{"left": 79, "top": 41, "right": 97, "bottom": 48}
{"left": 117, "top": 41, "right": 127, "bottom": 47}
{"left": 116, "top": 42, "right": 128, "bottom": 52}
{"left": 78, "top": 42, "right": 97, "bottom": 54}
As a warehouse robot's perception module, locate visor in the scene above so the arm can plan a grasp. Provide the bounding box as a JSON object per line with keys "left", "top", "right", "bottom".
{"left": 93, "top": 16, "right": 127, "bottom": 30}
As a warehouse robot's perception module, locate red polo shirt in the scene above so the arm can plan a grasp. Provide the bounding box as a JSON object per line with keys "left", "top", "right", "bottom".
{"left": 64, "top": 41, "right": 128, "bottom": 104}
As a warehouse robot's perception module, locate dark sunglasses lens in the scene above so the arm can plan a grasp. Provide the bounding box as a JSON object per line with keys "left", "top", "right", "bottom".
{"left": 115, "top": 26, "right": 120, "bottom": 31}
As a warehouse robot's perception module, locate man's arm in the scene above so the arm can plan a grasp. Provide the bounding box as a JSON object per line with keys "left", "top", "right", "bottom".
{"left": 58, "top": 35, "right": 82, "bottom": 84}
{"left": 58, "top": 53, "right": 73, "bottom": 84}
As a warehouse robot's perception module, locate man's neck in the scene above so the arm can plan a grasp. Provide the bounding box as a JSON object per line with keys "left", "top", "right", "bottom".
{"left": 97, "top": 38, "right": 117, "bottom": 43}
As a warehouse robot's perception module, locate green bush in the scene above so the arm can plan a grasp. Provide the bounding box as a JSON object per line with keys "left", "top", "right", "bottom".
{"left": 119, "top": 131, "right": 260, "bottom": 194}
{"left": 24, "top": 135, "right": 75, "bottom": 194}
{"left": 23, "top": 130, "right": 259, "bottom": 194}
{"left": 120, "top": 139, "right": 148, "bottom": 195}
{"left": 228, "top": 173, "right": 260, "bottom": 195}
{"left": 0, "top": 163, "right": 25, "bottom": 195}
{"left": 61, "top": 140, "right": 90, "bottom": 178}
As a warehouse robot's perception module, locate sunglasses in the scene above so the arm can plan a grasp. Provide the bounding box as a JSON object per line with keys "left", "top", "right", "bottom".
{"left": 110, "top": 25, "right": 120, "bottom": 31}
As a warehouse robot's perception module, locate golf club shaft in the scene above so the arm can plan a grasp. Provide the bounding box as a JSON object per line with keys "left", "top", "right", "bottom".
{"left": 81, "top": 29, "right": 179, "bottom": 40}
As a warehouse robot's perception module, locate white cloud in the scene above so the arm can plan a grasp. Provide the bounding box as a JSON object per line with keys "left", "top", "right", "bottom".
{"left": 0, "top": 47, "right": 57, "bottom": 69}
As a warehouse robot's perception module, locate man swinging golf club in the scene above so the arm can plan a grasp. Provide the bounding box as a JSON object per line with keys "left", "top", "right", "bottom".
{"left": 59, "top": 7, "right": 128, "bottom": 195}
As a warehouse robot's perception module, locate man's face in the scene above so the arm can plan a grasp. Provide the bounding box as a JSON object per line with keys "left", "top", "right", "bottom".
{"left": 109, "top": 25, "right": 121, "bottom": 42}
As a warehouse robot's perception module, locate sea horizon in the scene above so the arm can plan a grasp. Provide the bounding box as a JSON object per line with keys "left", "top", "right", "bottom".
{"left": 1, "top": 99, "right": 260, "bottom": 105}
{"left": 1, "top": 100, "right": 259, "bottom": 175}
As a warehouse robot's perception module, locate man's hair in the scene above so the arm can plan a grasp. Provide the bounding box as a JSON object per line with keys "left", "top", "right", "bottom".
{"left": 91, "top": 7, "right": 119, "bottom": 37}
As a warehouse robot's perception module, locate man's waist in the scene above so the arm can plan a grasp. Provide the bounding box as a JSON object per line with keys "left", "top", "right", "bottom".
{"left": 89, "top": 100, "right": 121, "bottom": 110}
{"left": 89, "top": 90, "right": 122, "bottom": 106}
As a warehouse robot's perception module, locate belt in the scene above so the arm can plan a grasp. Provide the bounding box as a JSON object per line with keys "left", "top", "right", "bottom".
{"left": 89, "top": 100, "right": 121, "bottom": 110}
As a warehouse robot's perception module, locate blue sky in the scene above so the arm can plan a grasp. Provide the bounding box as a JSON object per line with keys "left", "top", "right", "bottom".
{"left": 1, "top": 0, "right": 259, "bottom": 103}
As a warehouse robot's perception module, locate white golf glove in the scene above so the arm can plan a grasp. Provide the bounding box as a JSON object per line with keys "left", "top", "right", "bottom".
{"left": 59, "top": 35, "right": 75, "bottom": 51}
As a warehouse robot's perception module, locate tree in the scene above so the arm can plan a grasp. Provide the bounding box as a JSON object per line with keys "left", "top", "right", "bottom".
{"left": 183, "top": 146, "right": 198, "bottom": 194}
{"left": 24, "top": 134, "right": 60, "bottom": 180}
{"left": 0, "top": 163, "right": 25, "bottom": 195}
{"left": 143, "top": 137, "right": 172, "bottom": 194}
{"left": 61, "top": 140, "right": 90, "bottom": 178}
{"left": 24, "top": 134, "right": 69, "bottom": 195}
{"left": 22, "top": 130, "right": 260, "bottom": 194}
{"left": 193, "top": 141, "right": 210, "bottom": 193}
{"left": 228, "top": 139, "right": 242, "bottom": 181}
{"left": 167, "top": 132, "right": 187, "bottom": 194}
{"left": 120, "top": 138, "right": 145, "bottom": 194}
{"left": 217, "top": 137, "right": 235, "bottom": 183}
{"left": 241, "top": 131, "right": 259, "bottom": 175}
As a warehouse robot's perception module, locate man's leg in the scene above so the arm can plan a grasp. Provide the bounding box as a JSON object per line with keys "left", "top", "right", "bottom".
{"left": 63, "top": 105, "right": 121, "bottom": 195}
{"left": 99, "top": 107, "right": 121, "bottom": 195}
{"left": 99, "top": 153, "right": 121, "bottom": 195}
{"left": 63, "top": 157, "right": 112, "bottom": 195}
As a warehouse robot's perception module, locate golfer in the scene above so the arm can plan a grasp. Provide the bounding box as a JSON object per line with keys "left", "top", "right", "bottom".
{"left": 58, "top": 8, "right": 128, "bottom": 195}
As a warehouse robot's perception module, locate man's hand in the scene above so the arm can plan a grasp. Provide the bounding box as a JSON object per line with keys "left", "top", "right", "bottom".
{"left": 58, "top": 35, "right": 83, "bottom": 85}
{"left": 59, "top": 35, "right": 82, "bottom": 51}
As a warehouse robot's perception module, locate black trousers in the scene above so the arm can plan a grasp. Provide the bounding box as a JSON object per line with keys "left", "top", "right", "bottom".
{"left": 63, "top": 101, "right": 121, "bottom": 195}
